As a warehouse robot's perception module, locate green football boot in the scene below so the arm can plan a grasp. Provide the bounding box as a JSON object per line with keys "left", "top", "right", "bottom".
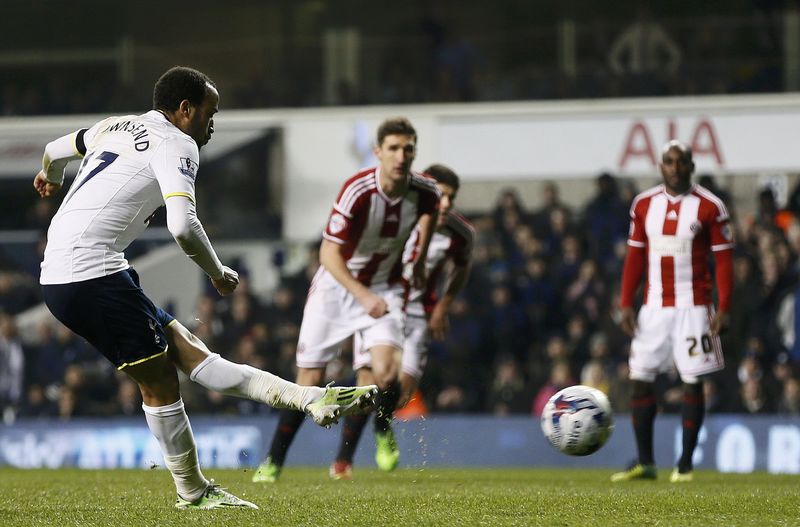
{"left": 375, "top": 428, "right": 400, "bottom": 472}
{"left": 305, "top": 384, "right": 378, "bottom": 427}
{"left": 175, "top": 483, "right": 258, "bottom": 510}
{"left": 251, "top": 457, "right": 282, "bottom": 483}
{"left": 610, "top": 463, "right": 657, "bottom": 482}
{"left": 669, "top": 468, "right": 694, "bottom": 483}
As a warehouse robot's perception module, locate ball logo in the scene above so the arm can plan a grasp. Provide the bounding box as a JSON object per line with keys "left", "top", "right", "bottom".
{"left": 690, "top": 221, "right": 703, "bottom": 234}
{"left": 542, "top": 386, "right": 612, "bottom": 457}
{"left": 328, "top": 213, "right": 347, "bottom": 234}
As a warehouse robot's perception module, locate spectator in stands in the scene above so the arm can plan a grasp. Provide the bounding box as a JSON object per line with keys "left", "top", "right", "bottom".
{"left": 564, "top": 314, "right": 591, "bottom": 362}
{"left": 532, "top": 360, "right": 574, "bottom": 417}
{"left": 607, "top": 361, "right": 632, "bottom": 413}
{"left": 517, "top": 257, "right": 559, "bottom": 337}
{"left": 0, "top": 271, "right": 40, "bottom": 315}
{"left": 702, "top": 377, "right": 728, "bottom": 413}
{"left": 487, "top": 287, "right": 526, "bottom": 361}
{"left": 777, "top": 377, "right": 800, "bottom": 415}
{"left": 115, "top": 377, "right": 142, "bottom": 417}
{"left": 582, "top": 173, "right": 629, "bottom": 268}
{"left": 563, "top": 260, "right": 606, "bottom": 327}
{"left": 530, "top": 182, "right": 572, "bottom": 239}
{"left": 736, "top": 378, "right": 773, "bottom": 413}
{"left": 551, "top": 234, "right": 583, "bottom": 292}
{"left": 0, "top": 312, "right": 24, "bottom": 417}
{"left": 488, "top": 356, "right": 529, "bottom": 415}
{"left": 727, "top": 256, "right": 759, "bottom": 360}
{"left": 18, "top": 384, "right": 57, "bottom": 418}
{"left": 581, "top": 359, "right": 611, "bottom": 395}
{"left": 698, "top": 174, "right": 733, "bottom": 211}
{"left": 187, "top": 295, "right": 224, "bottom": 341}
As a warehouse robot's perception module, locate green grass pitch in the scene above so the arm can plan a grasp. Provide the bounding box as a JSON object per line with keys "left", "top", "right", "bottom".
{"left": 2, "top": 467, "right": 798, "bottom": 526}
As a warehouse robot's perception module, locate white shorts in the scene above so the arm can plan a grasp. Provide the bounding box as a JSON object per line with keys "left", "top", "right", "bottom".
{"left": 629, "top": 304, "right": 724, "bottom": 384}
{"left": 296, "top": 277, "right": 404, "bottom": 369}
{"left": 353, "top": 313, "right": 429, "bottom": 380}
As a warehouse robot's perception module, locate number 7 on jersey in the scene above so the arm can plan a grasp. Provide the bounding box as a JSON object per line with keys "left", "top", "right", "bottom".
{"left": 64, "top": 150, "right": 119, "bottom": 203}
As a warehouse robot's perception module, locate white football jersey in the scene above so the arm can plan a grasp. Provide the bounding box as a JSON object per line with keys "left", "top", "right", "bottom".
{"left": 41, "top": 111, "right": 199, "bottom": 284}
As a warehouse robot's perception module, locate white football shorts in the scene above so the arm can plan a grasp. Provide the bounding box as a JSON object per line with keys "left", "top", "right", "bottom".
{"left": 629, "top": 304, "right": 724, "bottom": 384}
{"left": 296, "top": 278, "right": 404, "bottom": 369}
{"left": 353, "top": 311, "right": 429, "bottom": 380}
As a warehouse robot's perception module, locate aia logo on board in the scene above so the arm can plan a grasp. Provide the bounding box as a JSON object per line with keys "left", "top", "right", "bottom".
{"left": 618, "top": 118, "right": 724, "bottom": 170}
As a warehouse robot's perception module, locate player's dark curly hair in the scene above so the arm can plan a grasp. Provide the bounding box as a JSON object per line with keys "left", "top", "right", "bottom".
{"left": 376, "top": 117, "right": 417, "bottom": 146}
{"left": 424, "top": 164, "right": 460, "bottom": 193}
{"left": 152, "top": 66, "right": 216, "bottom": 112}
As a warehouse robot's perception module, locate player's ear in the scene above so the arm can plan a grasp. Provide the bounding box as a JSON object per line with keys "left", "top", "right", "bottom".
{"left": 179, "top": 99, "right": 191, "bottom": 116}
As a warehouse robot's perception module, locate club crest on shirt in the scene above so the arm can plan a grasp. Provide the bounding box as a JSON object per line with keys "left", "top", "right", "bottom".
{"left": 328, "top": 213, "right": 347, "bottom": 234}
{"left": 690, "top": 220, "right": 702, "bottom": 234}
{"left": 721, "top": 223, "right": 733, "bottom": 241}
{"left": 179, "top": 157, "right": 198, "bottom": 180}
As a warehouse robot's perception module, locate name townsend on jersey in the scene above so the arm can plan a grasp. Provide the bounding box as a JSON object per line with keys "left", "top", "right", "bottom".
{"left": 100, "top": 120, "right": 150, "bottom": 151}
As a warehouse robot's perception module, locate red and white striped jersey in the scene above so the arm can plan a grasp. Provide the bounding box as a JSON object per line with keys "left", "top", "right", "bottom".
{"left": 627, "top": 184, "right": 734, "bottom": 308}
{"left": 403, "top": 211, "right": 474, "bottom": 316}
{"left": 321, "top": 167, "right": 440, "bottom": 287}
{"left": 403, "top": 211, "right": 475, "bottom": 316}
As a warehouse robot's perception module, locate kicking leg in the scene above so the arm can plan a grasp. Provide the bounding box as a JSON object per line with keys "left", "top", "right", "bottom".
{"left": 166, "top": 321, "right": 376, "bottom": 426}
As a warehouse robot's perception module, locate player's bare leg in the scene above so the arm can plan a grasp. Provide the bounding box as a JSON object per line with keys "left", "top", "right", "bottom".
{"left": 398, "top": 372, "right": 419, "bottom": 409}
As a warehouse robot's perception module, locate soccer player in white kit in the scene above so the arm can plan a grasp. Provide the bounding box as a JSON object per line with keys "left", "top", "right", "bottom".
{"left": 611, "top": 140, "right": 733, "bottom": 483}
{"left": 35, "top": 66, "right": 376, "bottom": 509}
{"left": 253, "top": 118, "right": 440, "bottom": 483}
{"left": 330, "top": 164, "right": 474, "bottom": 480}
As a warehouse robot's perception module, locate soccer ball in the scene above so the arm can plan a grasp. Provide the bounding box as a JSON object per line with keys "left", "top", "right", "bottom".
{"left": 540, "top": 385, "right": 614, "bottom": 456}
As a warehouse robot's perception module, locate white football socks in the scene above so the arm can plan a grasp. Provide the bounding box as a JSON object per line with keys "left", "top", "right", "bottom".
{"left": 189, "top": 353, "right": 323, "bottom": 410}
{"left": 142, "top": 399, "right": 208, "bottom": 502}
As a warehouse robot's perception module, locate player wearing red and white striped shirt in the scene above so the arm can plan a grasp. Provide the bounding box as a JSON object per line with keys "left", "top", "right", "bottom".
{"left": 256, "top": 118, "right": 440, "bottom": 483}
{"left": 333, "top": 164, "right": 474, "bottom": 479}
{"left": 612, "top": 140, "right": 734, "bottom": 484}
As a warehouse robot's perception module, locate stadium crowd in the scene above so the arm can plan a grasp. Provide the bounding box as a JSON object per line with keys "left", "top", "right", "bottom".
{"left": 3, "top": 173, "right": 800, "bottom": 422}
